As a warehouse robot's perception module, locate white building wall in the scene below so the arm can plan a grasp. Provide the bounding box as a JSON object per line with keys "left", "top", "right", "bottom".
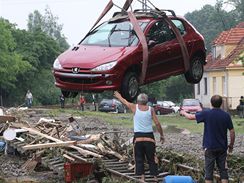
{"left": 228, "top": 74, "right": 244, "bottom": 109}
{"left": 195, "top": 72, "right": 211, "bottom": 108}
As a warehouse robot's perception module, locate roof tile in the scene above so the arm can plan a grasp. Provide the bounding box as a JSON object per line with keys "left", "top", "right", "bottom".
{"left": 205, "top": 38, "right": 244, "bottom": 70}
{"left": 213, "top": 22, "right": 244, "bottom": 45}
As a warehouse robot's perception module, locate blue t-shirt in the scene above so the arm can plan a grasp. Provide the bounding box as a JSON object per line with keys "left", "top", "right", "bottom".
{"left": 195, "top": 108, "right": 233, "bottom": 150}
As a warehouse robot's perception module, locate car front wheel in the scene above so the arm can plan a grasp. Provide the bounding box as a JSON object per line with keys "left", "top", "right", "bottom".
{"left": 121, "top": 72, "right": 139, "bottom": 102}
{"left": 184, "top": 56, "right": 204, "bottom": 84}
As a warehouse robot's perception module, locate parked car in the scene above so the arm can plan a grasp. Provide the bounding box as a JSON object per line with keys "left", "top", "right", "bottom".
{"left": 98, "top": 99, "right": 126, "bottom": 113}
{"left": 154, "top": 104, "right": 174, "bottom": 115}
{"left": 53, "top": 8, "right": 206, "bottom": 101}
{"left": 180, "top": 99, "right": 202, "bottom": 114}
{"left": 157, "top": 101, "right": 180, "bottom": 113}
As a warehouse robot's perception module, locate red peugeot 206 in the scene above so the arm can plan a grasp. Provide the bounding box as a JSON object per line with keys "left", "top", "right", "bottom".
{"left": 53, "top": 7, "right": 206, "bottom": 101}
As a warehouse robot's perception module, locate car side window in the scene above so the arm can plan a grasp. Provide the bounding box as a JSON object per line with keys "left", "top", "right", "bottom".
{"left": 172, "top": 19, "right": 186, "bottom": 35}
{"left": 147, "top": 20, "right": 175, "bottom": 44}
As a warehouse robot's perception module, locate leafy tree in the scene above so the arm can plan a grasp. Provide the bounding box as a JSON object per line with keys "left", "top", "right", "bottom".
{"left": 9, "top": 29, "right": 63, "bottom": 106}
{"left": 28, "top": 7, "right": 69, "bottom": 51}
{"left": 0, "top": 19, "right": 32, "bottom": 106}
{"left": 185, "top": 5, "right": 236, "bottom": 52}
{"left": 0, "top": 9, "right": 69, "bottom": 106}
{"left": 218, "top": 0, "right": 244, "bottom": 21}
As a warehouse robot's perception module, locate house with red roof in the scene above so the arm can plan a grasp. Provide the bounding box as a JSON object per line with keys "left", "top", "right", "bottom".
{"left": 195, "top": 22, "right": 244, "bottom": 110}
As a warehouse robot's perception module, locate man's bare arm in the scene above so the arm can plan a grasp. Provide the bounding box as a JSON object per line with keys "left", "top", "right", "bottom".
{"left": 114, "top": 91, "right": 135, "bottom": 113}
{"left": 228, "top": 128, "right": 235, "bottom": 153}
{"left": 180, "top": 110, "right": 196, "bottom": 120}
{"left": 152, "top": 108, "right": 164, "bottom": 143}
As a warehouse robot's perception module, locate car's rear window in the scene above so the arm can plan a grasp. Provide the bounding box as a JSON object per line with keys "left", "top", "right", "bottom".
{"left": 81, "top": 21, "right": 148, "bottom": 47}
{"left": 183, "top": 100, "right": 200, "bottom": 106}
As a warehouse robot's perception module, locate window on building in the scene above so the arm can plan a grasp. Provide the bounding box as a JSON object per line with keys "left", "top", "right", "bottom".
{"left": 212, "top": 45, "right": 225, "bottom": 59}
{"left": 197, "top": 83, "right": 200, "bottom": 95}
{"left": 222, "top": 76, "right": 226, "bottom": 96}
{"left": 204, "top": 77, "right": 207, "bottom": 95}
{"left": 213, "top": 77, "right": 216, "bottom": 94}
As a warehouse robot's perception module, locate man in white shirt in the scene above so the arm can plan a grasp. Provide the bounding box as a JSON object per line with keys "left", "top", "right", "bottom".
{"left": 25, "top": 90, "right": 33, "bottom": 108}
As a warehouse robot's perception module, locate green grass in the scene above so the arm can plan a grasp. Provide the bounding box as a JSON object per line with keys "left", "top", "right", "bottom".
{"left": 158, "top": 115, "right": 244, "bottom": 134}
{"left": 48, "top": 109, "right": 244, "bottom": 134}
{"left": 158, "top": 115, "right": 204, "bottom": 133}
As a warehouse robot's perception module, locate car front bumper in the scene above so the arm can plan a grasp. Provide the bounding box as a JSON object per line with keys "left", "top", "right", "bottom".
{"left": 53, "top": 70, "right": 121, "bottom": 92}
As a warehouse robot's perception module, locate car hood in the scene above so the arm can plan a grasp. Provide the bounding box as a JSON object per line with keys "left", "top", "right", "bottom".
{"left": 58, "top": 45, "right": 136, "bottom": 69}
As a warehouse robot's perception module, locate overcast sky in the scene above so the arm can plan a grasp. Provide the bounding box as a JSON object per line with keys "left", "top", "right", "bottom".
{"left": 0, "top": 0, "right": 217, "bottom": 45}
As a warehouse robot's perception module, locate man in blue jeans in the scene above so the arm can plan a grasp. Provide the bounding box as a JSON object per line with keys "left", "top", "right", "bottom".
{"left": 180, "top": 95, "right": 235, "bottom": 183}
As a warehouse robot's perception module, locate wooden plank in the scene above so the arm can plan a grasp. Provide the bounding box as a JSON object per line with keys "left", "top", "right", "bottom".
{"left": 64, "top": 151, "right": 89, "bottom": 163}
{"left": 106, "top": 168, "right": 144, "bottom": 183}
{"left": 19, "top": 126, "right": 102, "bottom": 158}
{"left": 0, "top": 116, "right": 16, "bottom": 123}
{"left": 23, "top": 141, "right": 77, "bottom": 150}
{"left": 63, "top": 154, "right": 75, "bottom": 162}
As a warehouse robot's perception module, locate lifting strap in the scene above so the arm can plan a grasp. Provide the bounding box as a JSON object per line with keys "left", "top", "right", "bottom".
{"left": 128, "top": 11, "right": 148, "bottom": 84}
{"left": 122, "top": 0, "right": 134, "bottom": 11}
{"left": 162, "top": 15, "right": 190, "bottom": 71}
{"left": 88, "top": 0, "right": 114, "bottom": 33}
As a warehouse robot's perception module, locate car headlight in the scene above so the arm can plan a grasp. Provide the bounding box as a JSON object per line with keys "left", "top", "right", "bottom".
{"left": 91, "top": 61, "right": 117, "bottom": 72}
{"left": 53, "top": 58, "right": 63, "bottom": 70}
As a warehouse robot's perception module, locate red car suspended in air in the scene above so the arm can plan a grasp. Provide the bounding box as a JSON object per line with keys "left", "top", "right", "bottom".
{"left": 52, "top": 0, "right": 206, "bottom": 101}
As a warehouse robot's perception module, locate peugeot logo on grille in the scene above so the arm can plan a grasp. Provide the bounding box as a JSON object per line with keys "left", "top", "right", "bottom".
{"left": 72, "top": 67, "right": 80, "bottom": 74}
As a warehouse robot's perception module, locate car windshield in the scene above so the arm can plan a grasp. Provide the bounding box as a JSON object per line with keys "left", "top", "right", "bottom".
{"left": 81, "top": 21, "right": 148, "bottom": 47}
{"left": 183, "top": 100, "right": 200, "bottom": 106}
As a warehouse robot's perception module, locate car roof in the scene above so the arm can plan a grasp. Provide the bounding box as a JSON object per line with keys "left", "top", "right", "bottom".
{"left": 101, "top": 98, "right": 121, "bottom": 102}
{"left": 183, "top": 98, "right": 199, "bottom": 101}
{"left": 108, "top": 9, "right": 183, "bottom": 23}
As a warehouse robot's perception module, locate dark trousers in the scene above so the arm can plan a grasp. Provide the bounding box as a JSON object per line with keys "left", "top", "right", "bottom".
{"left": 204, "top": 149, "right": 228, "bottom": 180}
{"left": 80, "top": 103, "right": 84, "bottom": 111}
{"left": 134, "top": 133, "right": 158, "bottom": 176}
{"left": 60, "top": 101, "right": 64, "bottom": 108}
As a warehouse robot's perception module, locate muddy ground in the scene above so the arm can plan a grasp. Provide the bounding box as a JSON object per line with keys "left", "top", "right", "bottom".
{"left": 0, "top": 108, "right": 243, "bottom": 182}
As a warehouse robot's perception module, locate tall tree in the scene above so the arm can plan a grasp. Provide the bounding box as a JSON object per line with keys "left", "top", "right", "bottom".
{"left": 218, "top": 0, "right": 244, "bottom": 21}
{"left": 185, "top": 5, "right": 236, "bottom": 52}
{"left": 28, "top": 7, "right": 69, "bottom": 50}
{"left": 0, "top": 19, "right": 31, "bottom": 105}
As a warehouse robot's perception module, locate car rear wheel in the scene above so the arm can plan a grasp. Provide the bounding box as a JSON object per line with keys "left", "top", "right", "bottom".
{"left": 184, "top": 56, "right": 204, "bottom": 84}
{"left": 156, "top": 110, "right": 161, "bottom": 115}
{"left": 121, "top": 72, "right": 139, "bottom": 102}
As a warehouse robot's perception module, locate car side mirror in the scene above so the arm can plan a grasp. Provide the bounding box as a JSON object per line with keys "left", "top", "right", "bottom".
{"left": 148, "top": 40, "right": 156, "bottom": 49}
